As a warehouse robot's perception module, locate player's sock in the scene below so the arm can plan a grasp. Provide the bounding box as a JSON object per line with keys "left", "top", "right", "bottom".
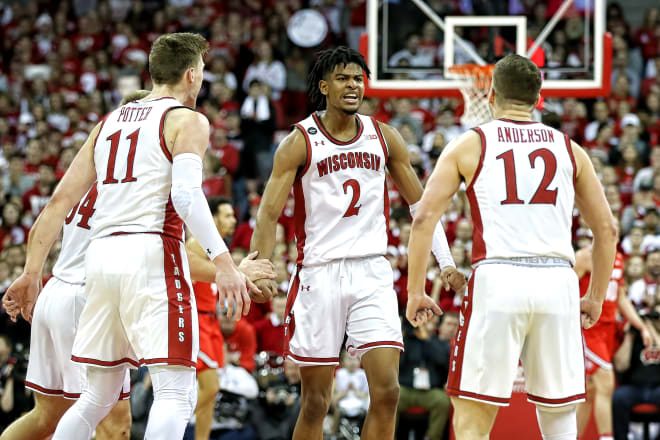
{"left": 535, "top": 404, "right": 578, "bottom": 440}
{"left": 599, "top": 435, "right": 613, "bottom": 440}
{"left": 53, "top": 365, "right": 127, "bottom": 440}
{"left": 144, "top": 365, "right": 198, "bottom": 439}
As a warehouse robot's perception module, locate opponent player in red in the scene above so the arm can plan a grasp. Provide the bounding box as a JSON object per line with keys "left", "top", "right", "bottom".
{"left": 186, "top": 197, "right": 275, "bottom": 440}
{"left": 407, "top": 54, "right": 618, "bottom": 440}
{"left": 574, "top": 247, "right": 651, "bottom": 440}
{"left": 250, "top": 46, "right": 465, "bottom": 440}
{"left": 3, "top": 33, "right": 256, "bottom": 439}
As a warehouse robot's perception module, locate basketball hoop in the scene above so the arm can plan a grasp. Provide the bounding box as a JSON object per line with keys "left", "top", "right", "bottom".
{"left": 447, "top": 64, "right": 495, "bottom": 128}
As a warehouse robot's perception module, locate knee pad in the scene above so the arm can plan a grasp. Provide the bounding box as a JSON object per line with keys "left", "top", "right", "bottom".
{"left": 535, "top": 404, "right": 577, "bottom": 440}
{"left": 148, "top": 366, "right": 197, "bottom": 417}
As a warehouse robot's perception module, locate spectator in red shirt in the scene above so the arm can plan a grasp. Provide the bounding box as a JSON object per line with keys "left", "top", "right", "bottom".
{"left": 21, "top": 162, "right": 55, "bottom": 221}
{"left": 221, "top": 314, "right": 257, "bottom": 373}
{"left": 253, "top": 293, "right": 287, "bottom": 356}
{"left": 0, "top": 202, "right": 29, "bottom": 252}
{"left": 231, "top": 197, "right": 260, "bottom": 251}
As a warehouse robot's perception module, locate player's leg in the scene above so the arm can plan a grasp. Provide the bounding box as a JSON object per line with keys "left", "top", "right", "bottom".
{"left": 590, "top": 367, "right": 615, "bottom": 439}
{"left": 360, "top": 347, "right": 400, "bottom": 439}
{"left": 292, "top": 365, "right": 336, "bottom": 440}
{"left": 144, "top": 365, "right": 198, "bottom": 439}
{"left": 0, "top": 393, "right": 73, "bottom": 439}
{"left": 52, "top": 365, "right": 127, "bottom": 440}
{"left": 576, "top": 376, "right": 595, "bottom": 436}
{"left": 535, "top": 403, "right": 578, "bottom": 440}
{"left": 450, "top": 396, "right": 499, "bottom": 440}
{"left": 96, "top": 399, "right": 132, "bottom": 440}
{"left": 194, "top": 367, "right": 220, "bottom": 440}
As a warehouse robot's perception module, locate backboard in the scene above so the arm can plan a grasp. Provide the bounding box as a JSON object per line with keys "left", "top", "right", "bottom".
{"left": 362, "top": 0, "right": 611, "bottom": 99}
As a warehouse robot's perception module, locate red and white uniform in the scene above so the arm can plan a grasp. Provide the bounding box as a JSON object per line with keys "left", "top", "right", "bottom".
{"left": 26, "top": 184, "right": 130, "bottom": 399}
{"left": 580, "top": 252, "right": 624, "bottom": 374}
{"left": 72, "top": 97, "right": 199, "bottom": 369}
{"left": 195, "top": 281, "right": 225, "bottom": 372}
{"left": 284, "top": 112, "right": 402, "bottom": 366}
{"left": 448, "top": 119, "right": 585, "bottom": 407}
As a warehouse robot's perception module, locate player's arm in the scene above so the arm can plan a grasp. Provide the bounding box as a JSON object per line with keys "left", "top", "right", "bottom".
{"left": 3, "top": 122, "right": 99, "bottom": 321}
{"left": 186, "top": 238, "right": 275, "bottom": 283}
{"left": 250, "top": 129, "right": 306, "bottom": 300}
{"left": 573, "top": 141, "right": 618, "bottom": 329}
{"left": 380, "top": 122, "right": 463, "bottom": 289}
{"left": 166, "top": 109, "right": 257, "bottom": 319}
{"left": 613, "top": 328, "right": 634, "bottom": 372}
{"left": 405, "top": 130, "right": 481, "bottom": 327}
{"left": 573, "top": 247, "right": 592, "bottom": 278}
{"left": 617, "top": 286, "right": 653, "bottom": 347}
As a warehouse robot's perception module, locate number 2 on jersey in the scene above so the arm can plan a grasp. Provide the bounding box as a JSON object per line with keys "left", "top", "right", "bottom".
{"left": 103, "top": 129, "right": 140, "bottom": 184}
{"left": 497, "top": 148, "right": 558, "bottom": 205}
{"left": 343, "top": 179, "right": 361, "bottom": 217}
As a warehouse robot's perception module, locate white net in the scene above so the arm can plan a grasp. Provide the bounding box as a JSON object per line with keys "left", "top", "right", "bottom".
{"left": 448, "top": 64, "right": 495, "bottom": 129}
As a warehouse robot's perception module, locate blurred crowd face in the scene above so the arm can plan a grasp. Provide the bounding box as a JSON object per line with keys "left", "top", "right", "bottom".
{"left": 271, "top": 294, "right": 287, "bottom": 322}
{"left": 647, "top": 251, "right": 660, "bottom": 279}
{"left": 215, "top": 202, "right": 237, "bottom": 237}
{"left": 438, "top": 313, "right": 459, "bottom": 341}
{"left": 625, "top": 256, "right": 645, "bottom": 282}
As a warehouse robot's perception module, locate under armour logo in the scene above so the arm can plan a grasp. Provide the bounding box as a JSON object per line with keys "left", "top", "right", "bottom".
{"left": 206, "top": 248, "right": 212, "bottom": 255}
{"left": 314, "top": 140, "right": 325, "bottom": 146}
{"left": 300, "top": 285, "right": 311, "bottom": 292}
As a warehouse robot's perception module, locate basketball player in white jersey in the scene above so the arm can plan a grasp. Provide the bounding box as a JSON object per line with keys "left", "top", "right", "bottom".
{"left": 0, "top": 91, "right": 151, "bottom": 440}
{"left": 3, "top": 33, "right": 256, "bottom": 440}
{"left": 0, "top": 184, "right": 131, "bottom": 440}
{"left": 250, "top": 46, "right": 465, "bottom": 439}
{"left": 406, "top": 54, "right": 618, "bottom": 440}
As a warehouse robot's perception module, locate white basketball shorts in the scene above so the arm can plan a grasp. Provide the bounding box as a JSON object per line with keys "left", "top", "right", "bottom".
{"left": 447, "top": 263, "right": 586, "bottom": 407}
{"left": 284, "top": 256, "right": 403, "bottom": 366}
{"left": 72, "top": 234, "right": 199, "bottom": 369}
{"left": 25, "top": 277, "right": 130, "bottom": 399}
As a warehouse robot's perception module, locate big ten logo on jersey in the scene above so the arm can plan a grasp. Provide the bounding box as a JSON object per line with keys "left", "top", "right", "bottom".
{"left": 170, "top": 252, "right": 188, "bottom": 343}
{"left": 316, "top": 152, "right": 381, "bottom": 178}
{"left": 116, "top": 106, "right": 152, "bottom": 123}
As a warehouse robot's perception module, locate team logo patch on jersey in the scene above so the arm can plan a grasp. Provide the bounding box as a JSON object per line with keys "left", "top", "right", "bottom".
{"left": 307, "top": 127, "right": 317, "bottom": 135}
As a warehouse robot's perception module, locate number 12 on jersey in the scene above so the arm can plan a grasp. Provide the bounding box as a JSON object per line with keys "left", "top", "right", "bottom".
{"left": 497, "top": 148, "right": 558, "bottom": 206}
{"left": 103, "top": 128, "right": 140, "bottom": 184}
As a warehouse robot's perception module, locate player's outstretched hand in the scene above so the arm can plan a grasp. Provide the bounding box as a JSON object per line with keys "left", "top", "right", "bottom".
{"left": 440, "top": 266, "right": 467, "bottom": 291}
{"left": 2, "top": 273, "right": 40, "bottom": 323}
{"left": 251, "top": 279, "right": 277, "bottom": 303}
{"left": 406, "top": 293, "right": 443, "bottom": 328}
{"left": 580, "top": 295, "right": 602, "bottom": 329}
{"left": 238, "top": 251, "right": 276, "bottom": 282}
{"left": 215, "top": 254, "right": 252, "bottom": 321}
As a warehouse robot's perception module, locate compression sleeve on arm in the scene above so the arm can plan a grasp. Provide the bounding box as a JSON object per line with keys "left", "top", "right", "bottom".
{"left": 409, "top": 200, "right": 456, "bottom": 269}
{"left": 171, "top": 153, "right": 228, "bottom": 260}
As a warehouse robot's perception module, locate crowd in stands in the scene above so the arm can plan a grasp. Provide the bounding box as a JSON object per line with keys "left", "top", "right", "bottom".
{"left": 1, "top": 0, "right": 660, "bottom": 438}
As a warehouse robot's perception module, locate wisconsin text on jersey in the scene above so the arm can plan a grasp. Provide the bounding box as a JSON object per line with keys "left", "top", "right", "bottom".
{"left": 496, "top": 126, "right": 556, "bottom": 144}
{"left": 316, "top": 152, "right": 382, "bottom": 178}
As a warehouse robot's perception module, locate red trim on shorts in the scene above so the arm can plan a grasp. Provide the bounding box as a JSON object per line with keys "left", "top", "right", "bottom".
{"left": 287, "top": 352, "right": 340, "bottom": 364}
{"left": 92, "top": 115, "right": 109, "bottom": 151}
{"left": 71, "top": 356, "right": 140, "bottom": 367}
{"left": 447, "top": 270, "right": 476, "bottom": 394}
{"left": 163, "top": 194, "right": 184, "bottom": 241}
{"left": 371, "top": 117, "right": 389, "bottom": 162}
{"left": 284, "top": 268, "right": 300, "bottom": 357}
{"left": 527, "top": 392, "right": 586, "bottom": 405}
{"left": 447, "top": 389, "right": 511, "bottom": 405}
{"left": 161, "top": 235, "right": 194, "bottom": 364}
{"left": 119, "top": 391, "right": 131, "bottom": 400}
{"left": 25, "top": 381, "right": 81, "bottom": 398}
{"left": 294, "top": 124, "right": 312, "bottom": 177}
{"left": 356, "top": 341, "right": 404, "bottom": 350}
{"left": 139, "top": 357, "right": 196, "bottom": 368}
{"left": 564, "top": 134, "right": 577, "bottom": 186}
{"left": 467, "top": 127, "right": 487, "bottom": 264}
{"left": 293, "top": 179, "right": 307, "bottom": 265}
{"left": 312, "top": 112, "right": 363, "bottom": 145}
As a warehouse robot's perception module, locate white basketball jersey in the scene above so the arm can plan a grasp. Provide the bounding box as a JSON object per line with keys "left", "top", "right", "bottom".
{"left": 91, "top": 97, "right": 186, "bottom": 241}
{"left": 293, "top": 112, "right": 389, "bottom": 266}
{"left": 52, "top": 183, "right": 98, "bottom": 284}
{"left": 468, "top": 118, "right": 576, "bottom": 264}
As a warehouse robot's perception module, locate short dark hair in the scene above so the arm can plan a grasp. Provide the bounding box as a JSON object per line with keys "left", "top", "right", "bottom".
{"left": 492, "top": 54, "right": 542, "bottom": 106}
{"left": 307, "top": 46, "right": 370, "bottom": 111}
{"left": 149, "top": 33, "right": 209, "bottom": 85}
{"left": 208, "top": 197, "right": 232, "bottom": 215}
